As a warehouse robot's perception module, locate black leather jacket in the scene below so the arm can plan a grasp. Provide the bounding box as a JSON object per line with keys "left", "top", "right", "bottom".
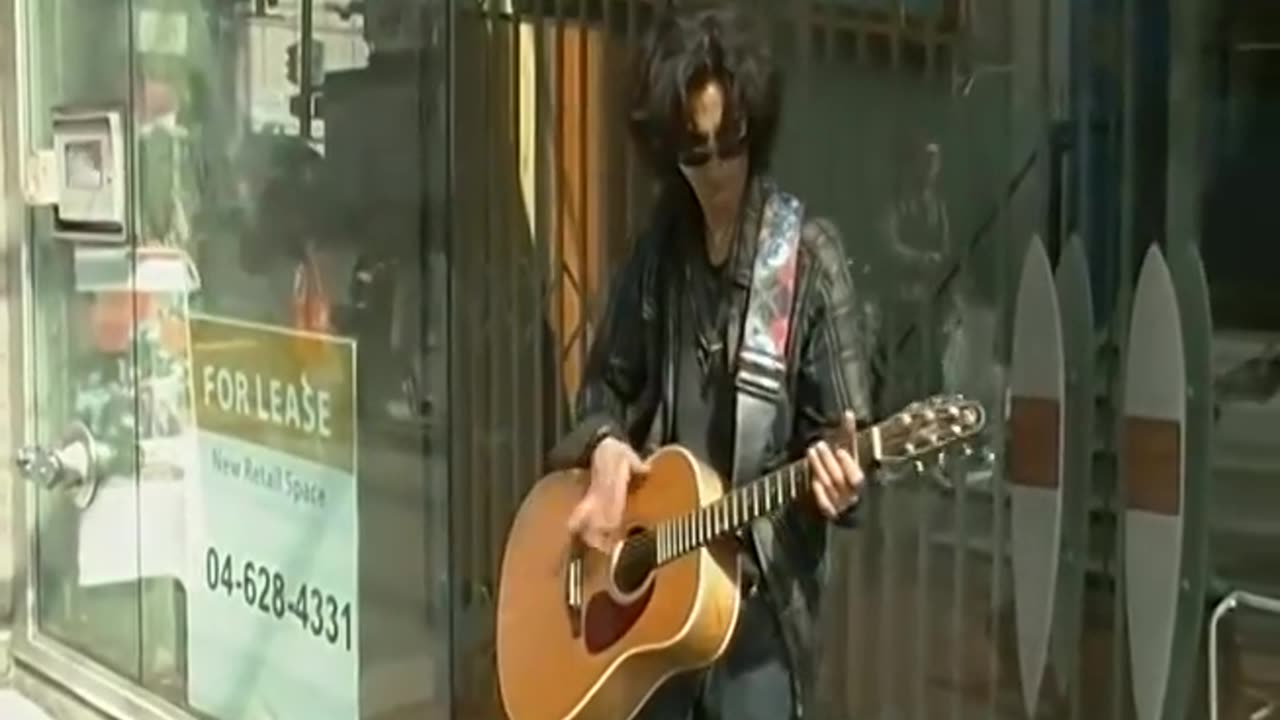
{"left": 548, "top": 177, "right": 876, "bottom": 718}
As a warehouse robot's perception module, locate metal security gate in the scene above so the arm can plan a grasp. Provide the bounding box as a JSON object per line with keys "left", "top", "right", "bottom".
{"left": 442, "top": 1, "right": 1063, "bottom": 718}
{"left": 447, "top": 8, "right": 645, "bottom": 713}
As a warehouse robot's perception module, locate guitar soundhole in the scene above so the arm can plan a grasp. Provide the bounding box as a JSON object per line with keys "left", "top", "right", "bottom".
{"left": 612, "top": 526, "right": 656, "bottom": 595}
{"left": 582, "top": 527, "right": 657, "bottom": 654}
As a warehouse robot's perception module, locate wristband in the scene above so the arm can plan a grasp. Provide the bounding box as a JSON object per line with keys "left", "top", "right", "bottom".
{"left": 582, "top": 423, "right": 620, "bottom": 465}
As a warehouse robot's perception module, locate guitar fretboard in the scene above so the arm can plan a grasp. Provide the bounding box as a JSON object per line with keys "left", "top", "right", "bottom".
{"left": 647, "top": 429, "right": 877, "bottom": 565}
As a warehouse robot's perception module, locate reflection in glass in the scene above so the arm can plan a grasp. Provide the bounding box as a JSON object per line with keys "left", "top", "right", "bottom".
{"left": 761, "top": 5, "right": 1022, "bottom": 719}
{"left": 877, "top": 133, "right": 957, "bottom": 467}
{"left": 25, "top": 0, "right": 450, "bottom": 717}
{"left": 1197, "top": 3, "right": 1280, "bottom": 716}
{"left": 25, "top": 0, "right": 146, "bottom": 687}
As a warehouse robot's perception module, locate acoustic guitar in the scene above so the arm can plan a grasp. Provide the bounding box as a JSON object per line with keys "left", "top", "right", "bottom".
{"left": 496, "top": 394, "right": 986, "bottom": 720}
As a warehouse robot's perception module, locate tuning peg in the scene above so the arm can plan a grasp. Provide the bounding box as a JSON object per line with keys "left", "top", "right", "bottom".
{"left": 913, "top": 460, "right": 925, "bottom": 474}
{"left": 937, "top": 451, "right": 948, "bottom": 468}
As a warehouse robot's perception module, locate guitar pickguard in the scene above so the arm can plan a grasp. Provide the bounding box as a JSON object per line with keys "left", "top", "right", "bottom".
{"left": 582, "top": 581, "right": 655, "bottom": 654}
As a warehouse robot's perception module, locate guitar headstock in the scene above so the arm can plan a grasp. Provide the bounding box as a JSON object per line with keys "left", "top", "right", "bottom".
{"left": 875, "top": 394, "right": 986, "bottom": 467}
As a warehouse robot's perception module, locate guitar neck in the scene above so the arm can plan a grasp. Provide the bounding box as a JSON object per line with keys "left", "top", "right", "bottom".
{"left": 651, "top": 425, "right": 880, "bottom": 566}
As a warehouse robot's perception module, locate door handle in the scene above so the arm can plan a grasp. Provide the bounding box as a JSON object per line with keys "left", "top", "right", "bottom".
{"left": 15, "top": 421, "right": 106, "bottom": 509}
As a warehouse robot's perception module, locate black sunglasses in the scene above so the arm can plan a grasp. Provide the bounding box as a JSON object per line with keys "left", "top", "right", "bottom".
{"left": 676, "top": 120, "right": 748, "bottom": 168}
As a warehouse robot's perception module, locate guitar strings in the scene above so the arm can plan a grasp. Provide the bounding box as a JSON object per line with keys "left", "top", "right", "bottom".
{"left": 609, "top": 404, "right": 968, "bottom": 583}
{"left": 613, "top": 448, "right": 845, "bottom": 572}
{"left": 612, "top": 469, "right": 785, "bottom": 575}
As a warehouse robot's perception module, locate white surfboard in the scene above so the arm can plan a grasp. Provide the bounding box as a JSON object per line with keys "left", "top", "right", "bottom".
{"left": 1122, "top": 244, "right": 1187, "bottom": 720}
{"left": 1008, "top": 235, "right": 1066, "bottom": 716}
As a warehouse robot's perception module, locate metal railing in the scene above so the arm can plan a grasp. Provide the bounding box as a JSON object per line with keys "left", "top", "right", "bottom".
{"left": 1209, "top": 590, "right": 1280, "bottom": 720}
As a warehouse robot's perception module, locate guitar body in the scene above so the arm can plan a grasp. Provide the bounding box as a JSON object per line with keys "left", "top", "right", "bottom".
{"left": 496, "top": 445, "right": 743, "bottom": 720}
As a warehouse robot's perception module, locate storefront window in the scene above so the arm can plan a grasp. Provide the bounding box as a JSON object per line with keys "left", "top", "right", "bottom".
{"left": 1188, "top": 1, "right": 1280, "bottom": 716}
{"left": 764, "top": 8, "right": 1027, "bottom": 716}
{"left": 21, "top": 0, "right": 449, "bottom": 717}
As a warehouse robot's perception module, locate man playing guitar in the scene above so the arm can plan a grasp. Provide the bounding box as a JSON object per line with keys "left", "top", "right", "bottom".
{"left": 545, "top": 2, "right": 876, "bottom": 718}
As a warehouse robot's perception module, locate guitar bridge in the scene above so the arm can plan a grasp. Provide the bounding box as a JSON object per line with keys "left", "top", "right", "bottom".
{"left": 565, "top": 543, "right": 584, "bottom": 637}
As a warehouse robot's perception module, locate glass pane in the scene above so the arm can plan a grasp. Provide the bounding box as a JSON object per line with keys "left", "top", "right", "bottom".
{"left": 1188, "top": 0, "right": 1280, "bottom": 716}
{"left": 127, "top": 0, "right": 450, "bottom": 717}
{"left": 769, "top": 9, "right": 1030, "bottom": 718}
{"left": 24, "top": 0, "right": 146, "bottom": 685}
{"left": 23, "top": 0, "right": 450, "bottom": 717}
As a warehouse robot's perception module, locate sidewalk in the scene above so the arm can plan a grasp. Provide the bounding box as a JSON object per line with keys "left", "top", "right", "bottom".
{"left": 0, "top": 689, "right": 54, "bottom": 720}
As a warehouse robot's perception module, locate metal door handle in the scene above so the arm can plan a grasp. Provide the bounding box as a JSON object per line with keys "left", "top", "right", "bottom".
{"left": 15, "top": 421, "right": 104, "bottom": 509}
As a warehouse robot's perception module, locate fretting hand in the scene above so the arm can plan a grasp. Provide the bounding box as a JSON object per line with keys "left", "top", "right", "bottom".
{"left": 806, "top": 411, "right": 865, "bottom": 519}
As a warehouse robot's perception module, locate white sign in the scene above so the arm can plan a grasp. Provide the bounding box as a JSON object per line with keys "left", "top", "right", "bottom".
{"left": 185, "top": 315, "right": 359, "bottom": 720}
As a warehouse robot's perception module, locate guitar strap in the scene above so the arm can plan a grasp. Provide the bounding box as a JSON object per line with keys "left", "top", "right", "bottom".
{"left": 731, "top": 189, "right": 814, "bottom": 718}
{"left": 732, "top": 190, "right": 802, "bottom": 477}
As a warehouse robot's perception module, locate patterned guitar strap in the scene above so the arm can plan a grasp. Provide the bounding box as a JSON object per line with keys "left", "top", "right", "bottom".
{"left": 731, "top": 189, "right": 814, "bottom": 718}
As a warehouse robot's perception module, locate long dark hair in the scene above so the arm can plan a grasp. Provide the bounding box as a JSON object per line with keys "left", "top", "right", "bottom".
{"left": 627, "top": 1, "right": 782, "bottom": 180}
